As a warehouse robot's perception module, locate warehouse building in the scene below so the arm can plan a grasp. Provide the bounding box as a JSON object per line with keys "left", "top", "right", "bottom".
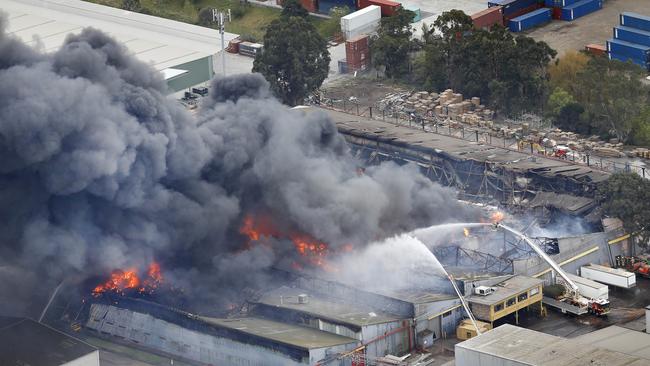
{"left": 251, "top": 286, "right": 411, "bottom": 358}
{"left": 2, "top": 0, "right": 238, "bottom": 93}
{"left": 466, "top": 275, "right": 544, "bottom": 326}
{"left": 0, "top": 316, "right": 100, "bottom": 366}
{"left": 574, "top": 325, "right": 650, "bottom": 359}
{"left": 85, "top": 302, "right": 359, "bottom": 366}
{"left": 455, "top": 324, "right": 649, "bottom": 366}
{"left": 294, "top": 274, "right": 464, "bottom": 346}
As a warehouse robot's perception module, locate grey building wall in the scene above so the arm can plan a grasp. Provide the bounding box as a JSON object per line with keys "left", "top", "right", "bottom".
{"left": 361, "top": 320, "right": 410, "bottom": 358}
{"left": 166, "top": 56, "right": 213, "bottom": 94}
{"left": 512, "top": 232, "right": 625, "bottom": 286}
{"left": 85, "top": 304, "right": 353, "bottom": 366}
{"left": 414, "top": 298, "right": 463, "bottom": 340}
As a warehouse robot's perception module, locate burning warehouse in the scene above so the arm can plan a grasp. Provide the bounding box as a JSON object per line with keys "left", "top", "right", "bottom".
{"left": 0, "top": 8, "right": 483, "bottom": 366}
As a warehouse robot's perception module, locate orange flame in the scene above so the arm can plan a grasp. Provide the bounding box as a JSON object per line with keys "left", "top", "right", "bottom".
{"left": 240, "top": 214, "right": 340, "bottom": 272}
{"left": 463, "top": 228, "right": 470, "bottom": 237}
{"left": 490, "top": 211, "right": 504, "bottom": 223}
{"left": 92, "top": 262, "right": 163, "bottom": 297}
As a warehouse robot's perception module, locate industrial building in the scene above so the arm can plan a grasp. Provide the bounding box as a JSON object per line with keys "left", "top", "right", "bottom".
{"left": 466, "top": 275, "right": 543, "bottom": 326}
{"left": 85, "top": 302, "right": 360, "bottom": 366}
{"left": 293, "top": 274, "right": 465, "bottom": 346}
{"left": 455, "top": 324, "right": 650, "bottom": 366}
{"left": 2, "top": 0, "right": 238, "bottom": 93}
{"left": 251, "top": 286, "right": 411, "bottom": 358}
{"left": 574, "top": 325, "right": 650, "bottom": 359}
{"left": 0, "top": 316, "right": 100, "bottom": 366}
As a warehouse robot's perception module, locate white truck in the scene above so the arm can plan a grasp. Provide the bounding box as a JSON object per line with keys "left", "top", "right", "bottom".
{"left": 566, "top": 273, "right": 608, "bottom": 300}
{"left": 581, "top": 264, "right": 636, "bottom": 289}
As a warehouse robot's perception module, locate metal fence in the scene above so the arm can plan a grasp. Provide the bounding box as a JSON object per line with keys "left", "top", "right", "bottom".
{"left": 314, "top": 97, "right": 649, "bottom": 179}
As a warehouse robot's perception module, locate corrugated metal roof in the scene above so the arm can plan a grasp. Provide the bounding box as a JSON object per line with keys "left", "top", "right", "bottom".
{"left": 255, "top": 286, "right": 403, "bottom": 327}
{"left": 456, "top": 324, "right": 649, "bottom": 365}
{"left": 574, "top": 326, "right": 650, "bottom": 360}
{"left": 2, "top": 0, "right": 238, "bottom": 71}
{"left": 200, "top": 316, "right": 359, "bottom": 350}
{"left": 466, "top": 275, "right": 543, "bottom": 306}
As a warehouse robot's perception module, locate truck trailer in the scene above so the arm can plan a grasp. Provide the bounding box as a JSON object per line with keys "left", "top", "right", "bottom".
{"left": 581, "top": 263, "right": 636, "bottom": 289}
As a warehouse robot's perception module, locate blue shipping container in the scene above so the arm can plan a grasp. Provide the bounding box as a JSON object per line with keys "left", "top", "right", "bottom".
{"left": 509, "top": 8, "right": 552, "bottom": 32}
{"left": 607, "top": 38, "right": 650, "bottom": 61}
{"left": 488, "top": 0, "right": 538, "bottom": 16}
{"left": 614, "top": 26, "right": 650, "bottom": 47}
{"left": 609, "top": 52, "right": 650, "bottom": 70}
{"left": 545, "top": 0, "right": 581, "bottom": 7}
{"left": 620, "top": 12, "right": 650, "bottom": 33}
{"left": 561, "top": 0, "right": 602, "bottom": 21}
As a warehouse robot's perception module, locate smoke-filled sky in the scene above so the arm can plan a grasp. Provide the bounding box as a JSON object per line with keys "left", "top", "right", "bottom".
{"left": 0, "top": 15, "right": 477, "bottom": 315}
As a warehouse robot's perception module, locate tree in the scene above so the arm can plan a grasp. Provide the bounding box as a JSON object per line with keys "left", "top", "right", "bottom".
{"left": 629, "top": 106, "right": 650, "bottom": 146}
{"left": 370, "top": 8, "right": 416, "bottom": 78}
{"left": 572, "top": 57, "right": 649, "bottom": 142}
{"left": 253, "top": 0, "right": 330, "bottom": 106}
{"left": 198, "top": 7, "right": 215, "bottom": 26}
{"left": 548, "top": 51, "right": 589, "bottom": 95}
{"left": 546, "top": 88, "right": 575, "bottom": 120}
{"left": 320, "top": 7, "right": 350, "bottom": 39}
{"left": 598, "top": 173, "right": 650, "bottom": 248}
{"left": 121, "top": 0, "right": 142, "bottom": 12}
{"left": 281, "top": 0, "right": 309, "bottom": 17}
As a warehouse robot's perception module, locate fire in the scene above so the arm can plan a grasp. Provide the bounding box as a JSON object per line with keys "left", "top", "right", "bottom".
{"left": 463, "top": 228, "right": 470, "bottom": 237}
{"left": 92, "top": 262, "right": 163, "bottom": 297}
{"left": 490, "top": 211, "right": 505, "bottom": 223}
{"left": 240, "top": 214, "right": 340, "bottom": 272}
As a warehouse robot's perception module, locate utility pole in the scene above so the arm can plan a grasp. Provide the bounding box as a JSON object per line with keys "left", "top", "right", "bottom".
{"left": 212, "top": 9, "right": 231, "bottom": 77}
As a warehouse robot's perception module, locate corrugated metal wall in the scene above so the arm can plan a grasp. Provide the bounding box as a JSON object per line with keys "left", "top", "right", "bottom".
{"left": 85, "top": 304, "right": 315, "bottom": 366}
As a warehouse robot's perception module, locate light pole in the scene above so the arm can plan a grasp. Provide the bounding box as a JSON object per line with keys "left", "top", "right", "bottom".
{"left": 212, "top": 9, "right": 231, "bottom": 77}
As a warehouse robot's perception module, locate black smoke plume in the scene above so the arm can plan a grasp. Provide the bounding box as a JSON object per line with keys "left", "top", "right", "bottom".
{"left": 0, "top": 16, "right": 475, "bottom": 316}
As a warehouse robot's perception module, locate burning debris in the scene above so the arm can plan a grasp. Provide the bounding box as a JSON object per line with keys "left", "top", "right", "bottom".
{"left": 91, "top": 262, "right": 163, "bottom": 297}
{"left": 0, "top": 14, "right": 477, "bottom": 315}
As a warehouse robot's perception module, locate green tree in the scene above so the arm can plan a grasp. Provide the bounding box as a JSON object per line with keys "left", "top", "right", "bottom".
{"left": 573, "top": 57, "right": 649, "bottom": 142}
{"left": 253, "top": 0, "right": 330, "bottom": 106}
{"left": 370, "top": 8, "right": 416, "bottom": 78}
{"left": 121, "top": 0, "right": 142, "bottom": 11}
{"left": 598, "top": 173, "right": 650, "bottom": 248}
{"left": 547, "top": 88, "right": 575, "bottom": 119}
{"left": 320, "top": 7, "right": 350, "bottom": 39}
{"left": 198, "top": 7, "right": 214, "bottom": 26}
{"left": 630, "top": 106, "right": 650, "bottom": 146}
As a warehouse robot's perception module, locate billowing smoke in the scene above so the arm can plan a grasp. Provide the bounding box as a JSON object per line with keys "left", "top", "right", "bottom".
{"left": 0, "top": 16, "right": 476, "bottom": 316}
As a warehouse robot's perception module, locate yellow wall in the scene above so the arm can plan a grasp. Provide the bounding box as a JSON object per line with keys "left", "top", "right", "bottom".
{"left": 488, "top": 285, "right": 542, "bottom": 322}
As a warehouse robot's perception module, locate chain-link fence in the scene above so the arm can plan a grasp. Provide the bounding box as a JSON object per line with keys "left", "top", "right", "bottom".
{"left": 312, "top": 95, "right": 649, "bottom": 179}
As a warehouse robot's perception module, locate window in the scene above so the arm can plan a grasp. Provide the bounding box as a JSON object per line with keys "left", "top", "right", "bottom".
{"left": 518, "top": 292, "right": 528, "bottom": 302}
{"left": 466, "top": 332, "right": 472, "bottom": 338}
{"left": 506, "top": 297, "right": 516, "bottom": 307}
{"left": 494, "top": 303, "right": 504, "bottom": 312}
{"left": 442, "top": 311, "right": 452, "bottom": 318}
{"left": 530, "top": 286, "right": 540, "bottom": 296}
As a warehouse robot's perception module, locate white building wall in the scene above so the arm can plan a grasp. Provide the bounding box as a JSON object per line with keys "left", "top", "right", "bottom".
{"left": 61, "top": 350, "right": 100, "bottom": 366}
{"left": 361, "top": 320, "right": 410, "bottom": 358}
{"left": 414, "top": 298, "right": 462, "bottom": 340}
{"left": 86, "top": 304, "right": 309, "bottom": 366}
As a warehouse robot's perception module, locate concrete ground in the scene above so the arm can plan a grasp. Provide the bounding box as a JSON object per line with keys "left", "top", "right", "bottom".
{"left": 400, "top": 0, "right": 486, "bottom": 37}
{"left": 526, "top": 0, "right": 650, "bottom": 56}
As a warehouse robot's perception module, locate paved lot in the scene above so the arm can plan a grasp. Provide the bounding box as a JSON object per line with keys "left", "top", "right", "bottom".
{"left": 527, "top": 0, "right": 650, "bottom": 56}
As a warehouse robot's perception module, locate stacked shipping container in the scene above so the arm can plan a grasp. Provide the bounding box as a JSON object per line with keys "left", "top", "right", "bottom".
{"left": 340, "top": 5, "right": 381, "bottom": 40}
{"left": 608, "top": 12, "right": 650, "bottom": 71}
{"left": 471, "top": 6, "right": 504, "bottom": 30}
{"left": 509, "top": 7, "right": 551, "bottom": 32}
{"left": 560, "top": 0, "right": 602, "bottom": 21}
{"left": 357, "top": 0, "right": 401, "bottom": 17}
{"left": 345, "top": 35, "right": 371, "bottom": 71}
{"left": 544, "top": 0, "right": 601, "bottom": 21}
{"left": 488, "top": 0, "right": 541, "bottom": 22}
